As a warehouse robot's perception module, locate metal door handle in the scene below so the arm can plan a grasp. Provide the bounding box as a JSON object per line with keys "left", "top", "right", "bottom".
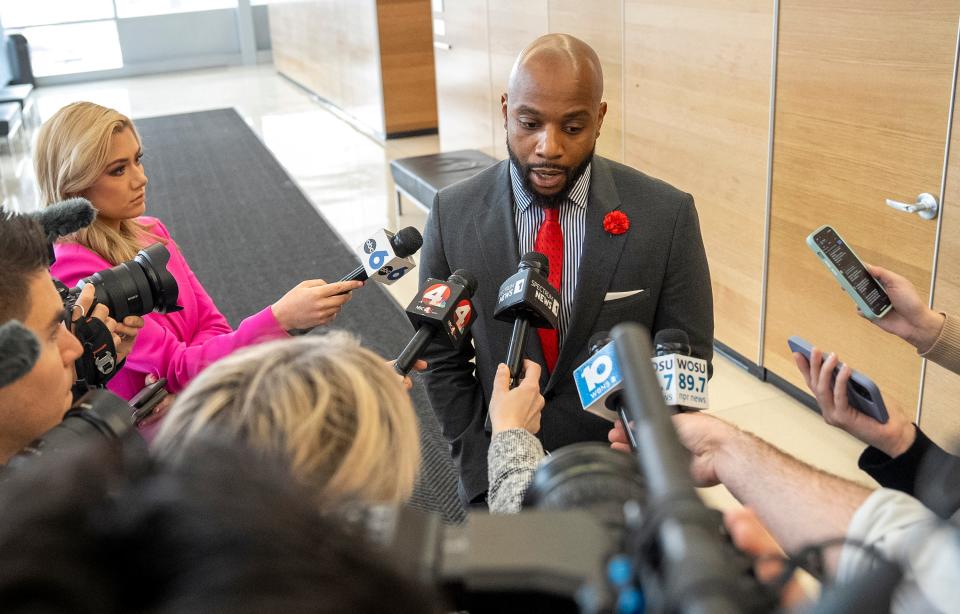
{"left": 885, "top": 192, "right": 939, "bottom": 220}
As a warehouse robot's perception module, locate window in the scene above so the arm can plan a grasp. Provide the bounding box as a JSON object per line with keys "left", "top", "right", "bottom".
{"left": 114, "top": 0, "right": 238, "bottom": 18}
{"left": 0, "top": 0, "right": 114, "bottom": 28}
{"left": 8, "top": 21, "right": 123, "bottom": 77}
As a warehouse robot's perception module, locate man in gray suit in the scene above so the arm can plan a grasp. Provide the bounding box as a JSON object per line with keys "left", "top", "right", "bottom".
{"left": 419, "top": 34, "right": 714, "bottom": 503}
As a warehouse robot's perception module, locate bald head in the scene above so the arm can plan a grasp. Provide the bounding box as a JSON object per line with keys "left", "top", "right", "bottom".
{"left": 507, "top": 34, "right": 604, "bottom": 106}
{"left": 502, "top": 34, "right": 607, "bottom": 205}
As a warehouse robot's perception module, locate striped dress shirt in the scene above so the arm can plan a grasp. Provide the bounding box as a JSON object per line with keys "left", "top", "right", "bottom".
{"left": 510, "top": 162, "right": 591, "bottom": 344}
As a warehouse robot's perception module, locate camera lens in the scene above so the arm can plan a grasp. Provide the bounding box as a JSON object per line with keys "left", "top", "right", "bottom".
{"left": 75, "top": 243, "right": 181, "bottom": 320}
{"left": 522, "top": 443, "right": 646, "bottom": 529}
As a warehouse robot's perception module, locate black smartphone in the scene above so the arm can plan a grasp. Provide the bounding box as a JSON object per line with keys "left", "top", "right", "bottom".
{"left": 130, "top": 377, "right": 168, "bottom": 426}
{"left": 806, "top": 225, "right": 892, "bottom": 319}
{"left": 788, "top": 336, "right": 889, "bottom": 423}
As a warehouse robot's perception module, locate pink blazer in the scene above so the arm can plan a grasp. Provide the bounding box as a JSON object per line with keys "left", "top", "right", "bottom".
{"left": 51, "top": 216, "right": 288, "bottom": 401}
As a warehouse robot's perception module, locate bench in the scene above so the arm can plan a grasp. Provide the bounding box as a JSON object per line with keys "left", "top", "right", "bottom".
{"left": 390, "top": 149, "right": 498, "bottom": 216}
{"left": 0, "top": 101, "right": 23, "bottom": 155}
{"left": 0, "top": 84, "right": 38, "bottom": 132}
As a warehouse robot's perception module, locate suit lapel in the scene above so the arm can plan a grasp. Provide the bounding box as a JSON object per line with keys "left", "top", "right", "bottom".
{"left": 472, "top": 162, "right": 547, "bottom": 372}
{"left": 546, "top": 157, "right": 627, "bottom": 391}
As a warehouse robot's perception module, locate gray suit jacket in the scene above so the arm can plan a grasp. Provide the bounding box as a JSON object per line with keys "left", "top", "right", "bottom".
{"left": 419, "top": 156, "right": 714, "bottom": 503}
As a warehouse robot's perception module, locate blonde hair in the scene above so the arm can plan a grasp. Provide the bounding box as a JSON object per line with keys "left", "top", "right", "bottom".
{"left": 34, "top": 101, "right": 157, "bottom": 265}
{"left": 153, "top": 333, "right": 421, "bottom": 508}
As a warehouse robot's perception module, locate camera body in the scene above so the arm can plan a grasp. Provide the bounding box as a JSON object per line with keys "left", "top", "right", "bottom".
{"left": 4, "top": 389, "right": 146, "bottom": 474}
{"left": 54, "top": 242, "right": 181, "bottom": 394}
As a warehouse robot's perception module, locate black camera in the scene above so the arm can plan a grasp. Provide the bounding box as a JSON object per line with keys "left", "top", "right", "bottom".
{"left": 4, "top": 389, "right": 147, "bottom": 474}
{"left": 59, "top": 242, "right": 182, "bottom": 321}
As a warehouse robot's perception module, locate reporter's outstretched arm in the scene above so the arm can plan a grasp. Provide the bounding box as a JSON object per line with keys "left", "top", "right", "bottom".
{"left": 487, "top": 360, "right": 546, "bottom": 514}
{"left": 610, "top": 412, "right": 872, "bottom": 573}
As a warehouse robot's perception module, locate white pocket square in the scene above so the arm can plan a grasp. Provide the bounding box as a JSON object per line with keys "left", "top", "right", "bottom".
{"left": 604, "top": 289, "right": 645, "bottom": 302}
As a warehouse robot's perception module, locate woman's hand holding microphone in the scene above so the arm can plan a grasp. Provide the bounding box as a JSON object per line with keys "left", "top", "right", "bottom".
{"left": 271, "top": 279, "right": 364, "bottom": 331}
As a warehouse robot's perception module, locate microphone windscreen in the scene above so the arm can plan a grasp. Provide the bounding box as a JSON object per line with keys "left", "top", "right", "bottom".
{"left": 0, "top": 321, "right": 40, "bottom": 387}
{"left": 30, "top": 197, "right": 96, "bottom": 241}
{"left": 450, "top": 269, "right": 478, "bottom": 297}
{"left": 391, "top": 226, "right": 423, "bottom": 258}
{"left": 519, "top": 251, "right": 549, "bottom": 276}
{"left": 653, "top": 328, "right": 689, "bottom": 347}
{"left": 587, "top": 331, "right": 611, "bottom": 356}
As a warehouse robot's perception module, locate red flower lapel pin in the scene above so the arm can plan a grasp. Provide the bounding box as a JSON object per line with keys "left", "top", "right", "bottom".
{"left": 603, "top": 210, "right": 630, "bottom": 236}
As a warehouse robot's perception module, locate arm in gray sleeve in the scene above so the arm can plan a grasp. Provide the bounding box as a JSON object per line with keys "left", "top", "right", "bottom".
{"left": 487, "top": 428, "right": 546, "bottom": 514}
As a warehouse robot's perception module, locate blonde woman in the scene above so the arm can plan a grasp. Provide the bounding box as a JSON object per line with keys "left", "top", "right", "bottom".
{"left": 41, "top": 102, "right": 362, "bottom": 424}
{"left": 152, "top": 332, "right": 421, "bottom": 506}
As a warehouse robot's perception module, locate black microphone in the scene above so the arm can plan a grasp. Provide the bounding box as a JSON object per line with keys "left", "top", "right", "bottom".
{"left": 0, "top": 321, "right": 40, "bottom": 388}
{"left": 652, "top": 328, "right": 709, "bottom": 412}
{"left": 341, "top": 226, "right": 423, "bottom": 283}
{"left": 654, "top": 328, "right": 691, "bottom": 357}
{"left": 493, "top": 252, "right": 560, "bottom": 388}
{"left": 394, "top": 269, "right": 478, "bottom": 376}
{"left": 28, "top": 197, "right": 97, "bottom": 242}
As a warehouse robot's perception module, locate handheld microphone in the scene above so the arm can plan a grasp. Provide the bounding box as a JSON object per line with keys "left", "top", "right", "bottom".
{"left": 394, "top": 269, "right": 478, "bottom": 376}
{"left": 651, "top": 329, "right": 709, "bottom": 411}
{"left": 572, "top": 332, "right": 637, "bottom": 450}
{"left": 493, "top": 252, "right": 560, "bottom": 388}
{"left": 341, "top": 227, "right": 423, "bottom": 285}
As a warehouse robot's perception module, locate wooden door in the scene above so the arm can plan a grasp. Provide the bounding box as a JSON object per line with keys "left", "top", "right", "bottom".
{"left": 764, "top": 2, "right": 959, "bottom": 410}
{"left": 432, "top": 0, "right": 495, "bottom": 154}
{"left": 921, "top": 87, "right": 960, "bottom": 454}
{"left": 624, "top": 0, "right": 775, "bottom": 362}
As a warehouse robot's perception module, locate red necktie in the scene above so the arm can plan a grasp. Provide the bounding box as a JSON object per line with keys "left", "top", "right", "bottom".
{"left": 534, "top": 207, "right": 562, "bottom": 373}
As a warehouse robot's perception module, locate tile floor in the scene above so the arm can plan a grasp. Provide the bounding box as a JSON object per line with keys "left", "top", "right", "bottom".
{"left": 5, "top": 64, "right": 877, "bottom": 513}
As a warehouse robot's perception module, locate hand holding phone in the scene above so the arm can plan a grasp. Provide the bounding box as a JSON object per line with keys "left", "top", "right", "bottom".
{"left": 806, "top": 226, "right": 891, "bottom": 320}
{"left": 129, "top": 377, "right": 169, "bottom": 426}
{"left": 788, "top": 336, "right": 888, "bottom": 423}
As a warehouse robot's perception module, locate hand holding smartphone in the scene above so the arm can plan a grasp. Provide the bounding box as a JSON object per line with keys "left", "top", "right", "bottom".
{"left": 129, "top": 377, "right": 169, "bottom": 426}
{"left": 806, "top": 225, "right": 891, "bottom": 320}
{"left": 787, "top": 336, "right": 889, "bottom": 423}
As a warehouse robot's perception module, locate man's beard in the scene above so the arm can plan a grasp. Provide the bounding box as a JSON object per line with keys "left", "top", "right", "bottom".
{"left": 507, "top": 140, "right": 594, "bottom": 209}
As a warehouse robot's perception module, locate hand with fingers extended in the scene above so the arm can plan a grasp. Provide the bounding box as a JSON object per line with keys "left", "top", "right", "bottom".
{"left": 271, "top": 279, "right": 364, "bottom": 331}
{"left": 864, "top": 264, "right": 944, "bottom": 352}
{"left": 488, "top": 360, "right": 545, "bottom": 435}
{"left": 792, "top": 347, "right": 915, "bottom": 457}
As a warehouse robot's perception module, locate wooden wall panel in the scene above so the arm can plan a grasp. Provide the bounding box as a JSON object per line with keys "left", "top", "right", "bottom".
{"left": 487, "top": 0, "right": 548, "bottom": 159}
{"left": 432, "top": 0, "right": 495, "bottom": 153}
{"left": 377, "top": 0, "right": 438, "bottom": 135}
{"left": 268, "top": 0, "right": 437, "bottom": 138}
{"left": 339, "top": 0, "right": 385, "bottom": 134}
{"left": 547, "top": 0, "right": 624, "bottom": 162}
{"left": 624, "top": 0, "right": 774, "bottom": 361}
{"left": 269, "top": 0, "right": 343, "bottom": 108}
{"left": 921, "top": 98, "right": 960, "bottom": 454}
{"left": 764, "top": 1, "right": 956, "bottom": 407}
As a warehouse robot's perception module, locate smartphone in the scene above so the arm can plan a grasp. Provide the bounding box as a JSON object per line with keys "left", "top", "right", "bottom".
{"left": 806, "top": 225, "right": 892, "bottom": 319}
{"left": 129, "top": 377, "right": 168, "bottom": 426}
{"left": 787, "top": 336, "right": 889, "bottom": 423}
